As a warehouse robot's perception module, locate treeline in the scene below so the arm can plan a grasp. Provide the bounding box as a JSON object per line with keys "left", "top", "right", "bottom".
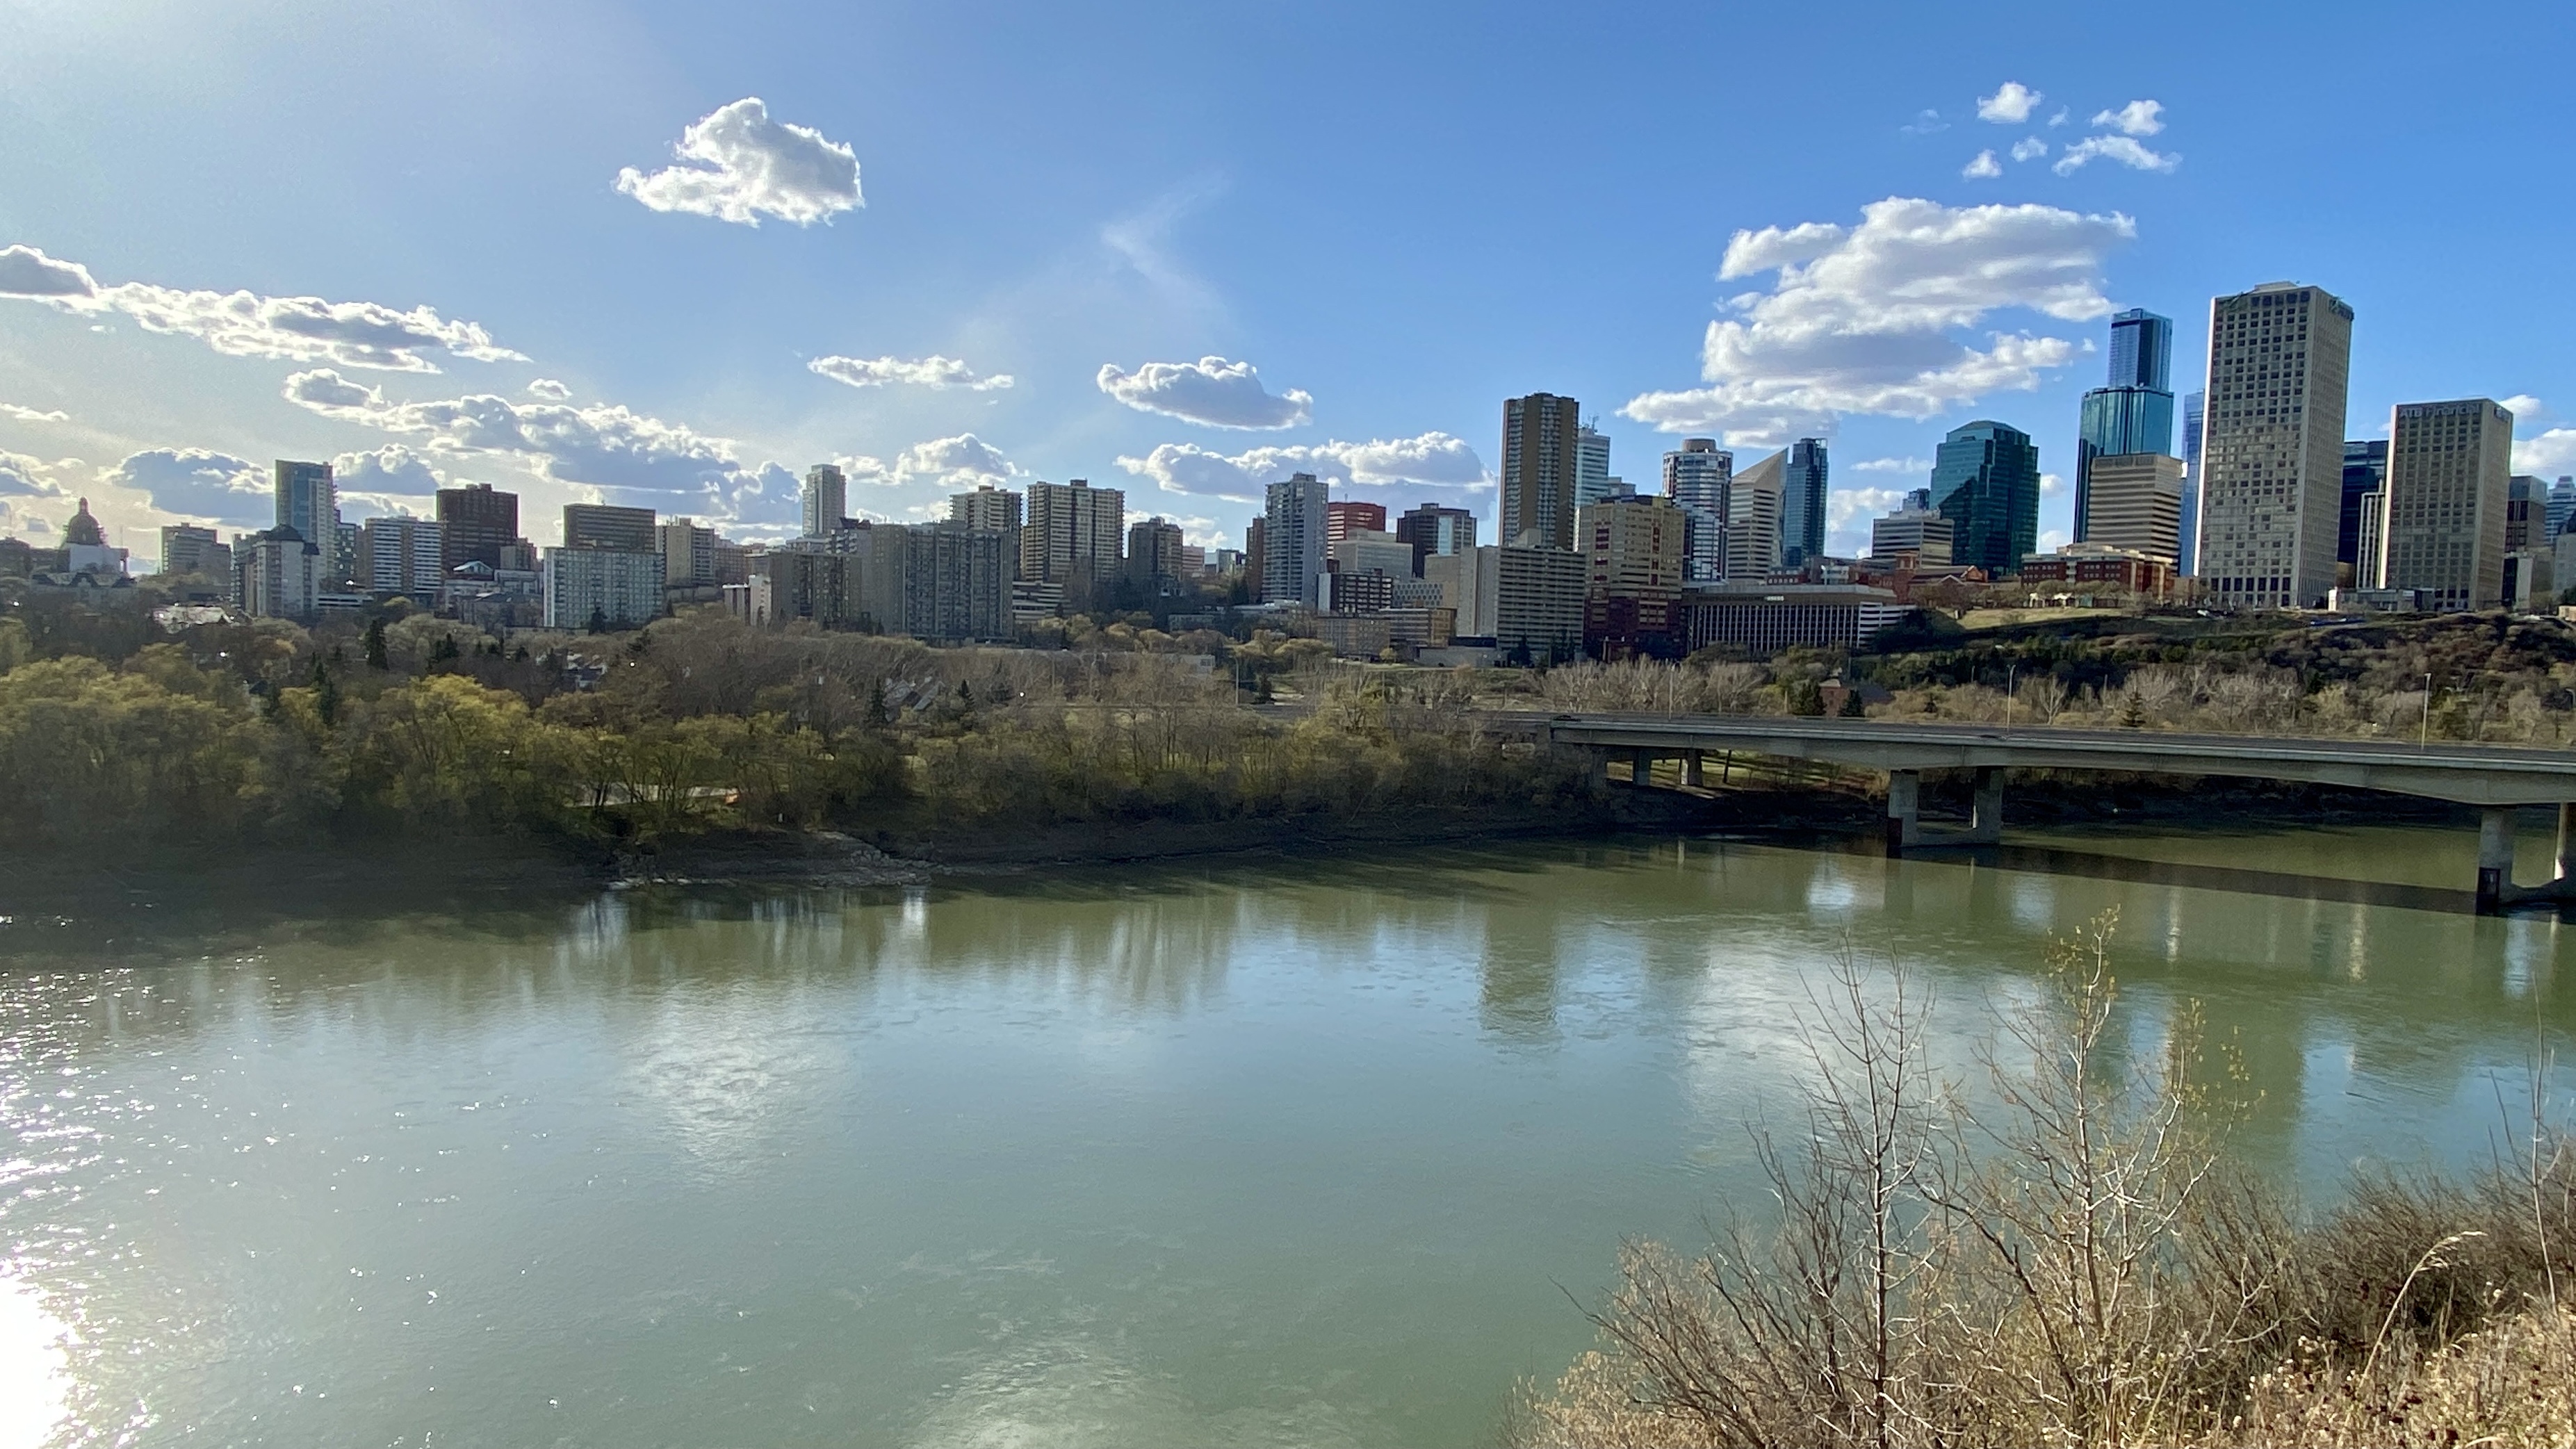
{"left": 0, "top": 603, "right": 1588, "bottom": 856}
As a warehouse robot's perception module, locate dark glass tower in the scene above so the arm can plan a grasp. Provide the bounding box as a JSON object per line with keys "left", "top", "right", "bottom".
{"left": 1930, "top": 420, "right": 2041, "bottom": 575}
{"left": 2073, "top": 308, "right": 2176, "bottom": 543}
{"left": 1782, "top": 438, "right": 1829, "bottom": 565}
{"left": 2338, "top": 439, "right": 2388, "bottom": 568}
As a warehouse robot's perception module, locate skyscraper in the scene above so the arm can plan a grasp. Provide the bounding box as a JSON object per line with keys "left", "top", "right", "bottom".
{"left": 1022, "top": 479, "right": 1124, "bottom": 584}
{"left": 2339, "top": 440, "right": 2390, "bottom": 573}
{"left": 949, "top": 485, "right": 1023, "bottom": 577}
{"left": 2073, "top": 309, "right": 2175, "bottom": 543}
{"left": 2549, "top": 477, "right": 2576, "bottom": 542}
{"left": 1726, "top": 449, "right": 1786, "bottom": 579}
{"left": 2196, "top": 281, "right": 2355, "bottom": 609}
{"left": 1662, "top": 438, "right": 1731, "bottom": 582}
{"left": 2178, "top": 391, "right": 2205, "bottom": 575}
{"left": 2380, "top": 399, "right": 2513, "bottom": 612}
{"left": 564, "top": 503, "right": 656, "bottom": 552}
{"left": 1782, "top": 438, "right": 1829, "bottom": 565}
{"left": 1500, "top": 393, "right": 1581, "bottom": 550}
{"left": 801, "top": 464, "right": 847, "bottom": 537}
{"left": 1326, "top": 500, "right": 1387, "bottom": 546}
{"left": 1262, "top": 472, "right": 1329, "bottom": 608}
{"left": 1394, "top": 503, "right": 1476, "bottom": 573}
{"left": 1574, "top": 420, "right": 1617, "bottom": 509}
{"left": 273, "top": 459, "right": 336, "bottom": 550}
{"left": 437, "top": 482, "right": 518, "bottom": 573}
{"left": 1929, "top": 421, "right": 2041, "bottom": 576}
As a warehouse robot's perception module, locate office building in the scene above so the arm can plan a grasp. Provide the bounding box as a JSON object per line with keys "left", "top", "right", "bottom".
{"left": 1574, "top": 420, "right": 1617, "bottom": 509}
{"left": 1868, "top": 490, "right": 1953, "bottom": 565}
{"left": 2549, "top": 477, "right": 2576, "bottom": 541}
{"left": 2356, "top": 489, "right": 2387, "bottom": 588}
{"left": 1500, "top": 392, "right": 1581, "bottom": 549}
{"left": 1727, "top": 448, "right": 1787, "bottom": 579}
{"left": 2178, "top": 391, "right": 2205, "bottom": 575}
{"left": 2071, "top": 455, "right": 2183, "bottom": 562}
{"left": 436, "top": 483, "right": 518, "bottom": 573}
{"left": 361, "top": 516, "right": 444, "bottom": 599}
{"left": 543, "top": 546, "right": 665, "bottom": 629}
{"left": 1127, "top": 516, "right": 1188, "bottom": 591}
{"left": 1244, "top": 517, "right": 1266, "bottom": 598}
{"left": 273, "top": 460, "right": 337, "bottom": 553}
{"left": 1022, "top": 478, "right": 1124, "bottom": 584}
{"left": 236, "top": 526, "right": 323, "bottom": 620}
{"left": 2507, "top": 476, "right": 2541, "bottom": 551}
{"left": 2073, "top": 309, "right": 2176, "bottom": 545}
{"left": 1682, "top": 584, "right": 1914, "bottom": 657}
{"left": 949, "top": 485, "right": 1022, "bottom": 575}
{"left": 1663, "top": 438, "right": 1732, "bottom": 582}
{"left": 1326, "top": 500, "right": 1386, "bottom": 547}
{"left": 2018, "top": 546, "right": 2176, "bottom": 599}
{"left": 1931, "top": 420, "right": 2041, "bottom": 577}
{"left": 1394, "top": 503, "right": 1476, "bottom": 573}
{"left": 2340, "top": 441, "right": 2390, "bottom": 575}
{"left": 2196, "top": 281, "right": 2356, "bottom": 609}
{"left": 1581, "top": 496, "right": 1686, "bottom": 656}
{"left": 2379, "top": 398, "right": 2513, "bottom": 612}
{"left": 1262, "top": 472, "right": 1329, "bottom": 608}
{"left": 1425, "top": 546, "right": 1495, "bottom": 637}
{"left": 158, "top": 524, "right": 224, "bottom": 578}
{"left": 658, "top": 517, "right": 717, "bottom": 587}
{"left": 1493, "top": 544, "right": 1587, "bottom": 663}
{"left": 1331, "top": 527, "right": 1416, "bottom": 583}
{"left": 563, "top": 503, "right": 655, "bottom": 552}
{"left": 802, "top": 464, "right": 849, "bottom": 537}
{"left": 1782, "top": 438, "right": 1829, "bottom": 566}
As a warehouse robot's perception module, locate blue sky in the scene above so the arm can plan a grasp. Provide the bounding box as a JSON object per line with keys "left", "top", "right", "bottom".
{"left": 3, "top": 0, "right": 2571, "bottom": 561}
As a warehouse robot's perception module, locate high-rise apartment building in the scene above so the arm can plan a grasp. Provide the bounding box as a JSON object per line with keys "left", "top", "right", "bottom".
{"left": 1727, "top": 449, "right": 1787, "bottom": 579}
{"left": 563, "top": 503, "right": 656, "bottom": 552}
{"left": 949, "top": 485, "right": 1023, "bottom": 575}
{"left": 802, "top": 464, "right": 848, "bottom": 537}
{"left": 237, "top": 527, "right": 323, "bottom": 621}
{"left": 158, "top": 524, "right": 223, "bottom": 578}
{"left": 658, "top": 517, "right": 717, "bottom": 587}
{"left": 2078, "top": 455, "right": 2185, "bottom": 562}
{"left": 361, "top": 516, "right": 444, "bottom": 599}
{"left": 1782, "top": 438, "right": 1830, "bottom": 565}
{"left": 1127, "top": 516, "right": 1188, "bottom": 591}
{"left": 2074, "top": 309, "right": 2176, "bottom": 543}
{"left": 1930, "top": 421, "right": 2041, "bottom": 576}
{"left": 1574, "top": 420, "right": 1617, "bottom": 509}
{"left": 542, "top": 547, "right": 665, "bottom": 629}
{"left": 437, "top": 482, "right": 519, "bottom": 574}
{"left": 2379, "top": 398, "right": 2513, "bottom": 612}
{"left": 2196, "top": 281, "right": 2355, "bottom": 609}
{"left": 1021, "top": 478, "right": 1124, "bottom": 584}
{"left": 1261, "top": 472, "right": 1329, "bottom": 608}
{"left": 1326, "top": 500, "right": 1387, "bottom": 547}
{"left": 1394, "top": 503, "right": 1476, "bottom": 573}
{"left": 274, "top": 459, "right": 337, "bottom": 552}
{"left": 2178, "top": 391, "right": 2205, "bottom": 575}
{"left": 1663, "top": 438, "right": 1732, "bottom": 582}
{"left": 1581, "top": 496, "right": 1686, "bottom": 656}
{"left": 1500, "top": 393, "right": 1581, "bottom": 550}
{"left": 2340, "top": 441, "right": 2390, "bottom": 574}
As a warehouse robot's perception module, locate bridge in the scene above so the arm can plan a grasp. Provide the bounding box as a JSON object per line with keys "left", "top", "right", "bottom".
{"left": 1508, "top": 712, "right": 2576, "bottom": 912}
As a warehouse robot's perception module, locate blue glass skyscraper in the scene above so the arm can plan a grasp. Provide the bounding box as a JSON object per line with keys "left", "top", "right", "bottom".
{"left": 2178, "top": 391, "right": 2204, "bottom": 575}
{"left": 1930, "top": 420, "right": 2041, "bottom": 575}
{"left": 1782, "top": 438, "right": 1828, "bottom": 565}
{"left": 2073, "top": 309, "right": 2176, "bottom": 543}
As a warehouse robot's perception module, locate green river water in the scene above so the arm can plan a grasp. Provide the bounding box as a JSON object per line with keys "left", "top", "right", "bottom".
{"left": 3, "top": 818, "right": 2574, "bottom": 1447}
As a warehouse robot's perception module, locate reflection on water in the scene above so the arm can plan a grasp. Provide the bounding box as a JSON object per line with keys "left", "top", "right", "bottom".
{"left": 0, "top": 1274, "right": 70, "bottom": 1449}
{"left": 0, "top": 823, "right": 2572, "bottom": 1448}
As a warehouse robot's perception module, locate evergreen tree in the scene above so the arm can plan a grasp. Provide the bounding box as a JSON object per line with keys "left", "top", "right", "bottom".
{"left": 363, "top": 616, "right": 389, "bottom": 671}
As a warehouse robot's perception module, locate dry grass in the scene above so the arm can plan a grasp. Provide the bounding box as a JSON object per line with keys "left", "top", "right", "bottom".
{"left": 1515, "top": 917, "right": 2576, "bottom": 1449}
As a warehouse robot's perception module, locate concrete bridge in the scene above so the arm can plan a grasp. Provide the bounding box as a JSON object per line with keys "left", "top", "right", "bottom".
{"left": 1510, "top": 712, "right": 2576, "bottom": 912}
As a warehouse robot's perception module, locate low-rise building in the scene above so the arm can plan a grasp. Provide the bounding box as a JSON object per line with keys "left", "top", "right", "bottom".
{"left": 1681, "top": 583, "right": 1914, "bottom": 657}
{"left": 2016, "top": 544, "right": 2176, "bottom": 598}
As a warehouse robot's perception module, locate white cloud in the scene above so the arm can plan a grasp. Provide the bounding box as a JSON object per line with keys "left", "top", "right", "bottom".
{"left": 0, "top": 243, "right": 521, "bottom": 372}
{"left": 892, "top": 433, "right": 1019, "bottom": 489}
{"left": 1095, "top": 356, "right": 1312, "bottom": 429}
{"left": 526, "top": 378, "right": 571, "bottom": 401}
{"left": 2053, "top": 136, "right": 2180, "bottom": 175}
{"left": 2040, "top": 471, "right": 2066, "bottom": 496}
{"left": 615, "top": 97, "right": 861, "bottom": 227}
{"left": 2010, "top": 137, "right": 2048, "bottom": 162}
{"left": 1851, "top": 456, "right": 1932, "bottom": 474}
{"left": 810, "top": 354, "right": 1013, "bottom": 391}
{"left": 104, "top": 448, "right": 268, "bottom": 525}
{"left": 0, "top": 450, "right": 73, "bottom": 499}
{"left": 1900, "top": 110, "right": 1948, "bottom": 136}
{"left": 1826, "top": 484, "right": 1909, "bottom": 555}
{"left": 1977, "top": 83, "right": 2043, "bottom": 124}
{"left": 1962, "top": 150, "right": 2003, "bottom": 179}
{"left": 2515, "top": 430, "right": 2576, "bottom": 477}
{"left": 2038, "top": 527, "right": 2069, "bottom": 552}
{"left": 2046, "top": 108, "right": 2070, "bottom": 128}
{"left": 1620, "top": 197, "right": 2128, "bottom": 444}
{"left": 2092, "top": 100, "right": 2166, "bottom": 137}
{"left": 332, "top": 443, "right": 443, "bottom": 496}
{"left": 1114, "top": 432, "right": 1483, "bottom": 500}
{"left": 2501, "top": 394, "right": 2545, "bottom": 425}
{"left": 1, "top": 402, "right": 69, "bottom": 423}
{"left": 282, "top": 368, "right": 776, "bottom": 514}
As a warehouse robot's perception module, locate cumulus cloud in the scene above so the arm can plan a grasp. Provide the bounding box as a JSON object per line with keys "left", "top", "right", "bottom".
{"left": 1826, "top": 484, "right": 1909, "bottom": 555}
{"left": 1620, "top": 197, "right": 2127, "bottom": 443}
{"left": 1962, "top": 150, "right": 2003, "bottom": 179}
{"left": 892, "top": 433, "right": 1019, "bottom": 488}
{"left": 2500, "top": 393, "right": 2545, "bottom": 424}
{"left": 104, "top": 448, "right": 270, "bottom": 525}
{"left": 1114, "top": 432, "right": 1483, "bottom": 500}
{"left": 2010, "top": 137, "right": 2048, "bottom": 162}
{"left": 282, "top": 368, "right": 771, "bottom": 509}
{"left": 810, "top": 354, "right": 1013, "bottom": 391}
{"left": 2040, "top": 472, "right": 2066, "bottom": 496}
{"left": 331, "top": 443, "right": 443, "bottom": 496}
{"left": 2054, "top": 136, "right": 2179, "bottom": 175}
{"left": 1977, "top": 83, "right": 2043, "bottom": 124}
{"left": 2046, "top": 108, "right": 2070, "bottom": 127}
{"left": 1095, "top": 356, "right": 1313, "bottom": 429}
{"left": 1851, "top": 456, "right": 1932, "bottom": 474}
{"left": 2515, "top": 429, "right": 2576, "bottom": 477}
{"left": 0, "top": 243, "right": 522, "bottom": 372}
{"left": 615, "top": 97, "right": 861, "bottom": 227}
{"left": 1900, "top": 110, "right": 1948, "bottom": 136}
{"left": 526, "top": 378, "right": 571, "bottom": 401}
{"left": 2092, "top": 100, "right": 2166, "bottom": 136}
{"left": 1, "top": 402, "right": 69, "bottom": 423}
{"left": 0, "top": 450, "right": 73, "bottom": 498}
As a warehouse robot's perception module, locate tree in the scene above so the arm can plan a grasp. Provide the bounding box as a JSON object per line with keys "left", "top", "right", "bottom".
{"left": 362, "top": 616, "right": 389, "bottom": 671}
{"left": 311, "top": 657, "right": 341, "bottom": 728}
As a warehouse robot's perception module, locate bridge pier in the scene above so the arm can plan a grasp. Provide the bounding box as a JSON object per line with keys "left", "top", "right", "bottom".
{"left": 1631, "top": 748, "right": 1656, "bottom": 786}
{"left": 2478, "top": 806, "right": 2516, "bottom": 914}
{"left": 1681, "top": 750, "right": 1705, "bottom": 788}
{"left": 1968, "top": 767, "right": 2005, "bottom": 845}
{"left": 1885, "top": 769, "right": 1921, "bottom": 852}
{"left": 2558, "top": 803, "right": 2576, "bottom": 884}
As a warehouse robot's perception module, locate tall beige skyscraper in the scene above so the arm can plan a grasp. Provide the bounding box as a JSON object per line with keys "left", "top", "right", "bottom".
{"left": 2194, "top": 281, "right": 2353, "bottom": 609}
{"left": 1725, "top": 448, "right": 1786, "bottom": 579}
{"left": 2080, "top": 453, "right": 2185, "bottom": 562}
{"left": 1021, "top": 478, "right": 1123, "bottom": 583}
{"left": 2379, "top": 398, "right": 2513, "bottom": 611}
{"left": 1500, "top": 393, "right": 1581, "bottom": 550}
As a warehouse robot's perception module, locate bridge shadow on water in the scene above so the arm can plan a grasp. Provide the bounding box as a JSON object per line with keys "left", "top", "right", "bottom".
{"left": 1948, "top": 840, "right": 2492, "bottom": 917}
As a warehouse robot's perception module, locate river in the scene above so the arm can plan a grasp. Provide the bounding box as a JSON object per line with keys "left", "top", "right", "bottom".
{"left": 3, "top": 819, "right": 2574, "bottom": 1448}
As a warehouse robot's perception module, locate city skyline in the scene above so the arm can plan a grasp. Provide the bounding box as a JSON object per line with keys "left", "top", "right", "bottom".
{"left": 1, "top": 1, "right": 2571, "bottom": 564}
